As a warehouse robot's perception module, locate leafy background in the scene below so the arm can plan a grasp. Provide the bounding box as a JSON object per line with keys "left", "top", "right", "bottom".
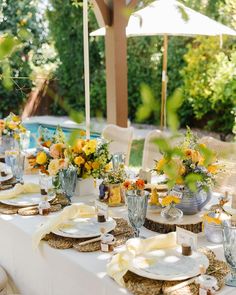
{"left": 0, "top": 0, "right": 235, "bottom": 138}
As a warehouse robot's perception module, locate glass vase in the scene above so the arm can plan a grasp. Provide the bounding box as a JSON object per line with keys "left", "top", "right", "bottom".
{"left": 161, "top": 203, "right": 183, "bottom": 221}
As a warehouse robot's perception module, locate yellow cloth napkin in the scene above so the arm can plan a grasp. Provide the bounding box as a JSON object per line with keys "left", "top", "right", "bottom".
{"left": 32, "top": 203, "right": 95, "bottom": 248}
{"left": 0, "top": 183, "right": 40, "bottom": 200}
{"left": 107, "top": 232, "right": 177, "bottom": 286}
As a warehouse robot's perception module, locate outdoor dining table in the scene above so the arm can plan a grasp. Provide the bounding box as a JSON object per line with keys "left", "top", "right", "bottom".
{"left": 0, "top": 174, "right": 234, "bottom": 295}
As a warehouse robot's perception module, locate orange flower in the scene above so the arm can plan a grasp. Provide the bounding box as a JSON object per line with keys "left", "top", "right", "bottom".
{"left": 79, "top": 130, "right": 86, "bottom": 137}
{"left": 42, "top": 140, "right": 52, "bottom": 148}
{"left": 91, "top": 161, "right": 100, "bottom": 170}
{"left": 0, "top": 119, "right": 5, "bottom": 131}
{"left": 136, "top": 179, "right": 145, "bottom": 190}
{"left": 123, "top": 180, "right": 131, "bottom": 190}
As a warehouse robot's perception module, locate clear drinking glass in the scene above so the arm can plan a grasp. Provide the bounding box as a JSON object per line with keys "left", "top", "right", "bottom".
{"left": 222, "top": 220, "right": 236, "bottom": 287}
{"left": 112, "top": 152, "right": 126, "bottom": 170}
{"left": 59, "top": 166, "right": 77, "bottom": 202}
{"left": 126, "top": 190, "right": 149, "bottom": 237}
{"left": 39, "top": 172, "right": 54, "bottom": 196}
{"left": 5, "top": 151, "right": 25, "bottom": 183}
{"left": 19, "top": 131, "right": 31, "bottom": 151}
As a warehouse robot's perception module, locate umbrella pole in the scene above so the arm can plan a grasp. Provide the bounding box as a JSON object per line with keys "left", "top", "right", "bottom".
{"left": 161, "top": 34, "right": 168, "bottom": 130}
{"left": 83, "top": 0, "right": 90, "bottom": 139}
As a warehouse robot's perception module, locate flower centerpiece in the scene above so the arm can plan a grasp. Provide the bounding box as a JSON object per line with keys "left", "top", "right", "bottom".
{"left": 0, "top": 113, "right": 26, "bottom": 152}
{"left": 123, "top": 179, "right": 145, "bottom": 194}
{"left": 99, "top": 166, "right": 127, "bottom": 206}
{"left": 154, "top": 128, "right": 219, "bottom": 215}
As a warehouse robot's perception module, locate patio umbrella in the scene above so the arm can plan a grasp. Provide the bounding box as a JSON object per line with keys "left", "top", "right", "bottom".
{"left": 91, "top": 0, "right": 236, "bottom": 129}
{"left": 83, "top": 0, "right": 90, "bottom": 139}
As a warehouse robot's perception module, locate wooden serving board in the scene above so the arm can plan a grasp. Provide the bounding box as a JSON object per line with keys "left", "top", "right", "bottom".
{"left": 144, "top": 210, "right": 203, "bottom": 234}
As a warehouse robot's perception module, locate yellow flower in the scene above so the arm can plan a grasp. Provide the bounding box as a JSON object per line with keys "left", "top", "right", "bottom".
{"left": 83, "top": 140, "right": 97, "bottom": 156}
{"left": 0, "top": 119, "right": 5, "bottom": 130}
{"left": 156, "top": 158, "right": 166, "bottom": 171}
{"left": 84, "top": 162, "right": 92, "bottom": 171}
{"left": 79, "top": 130, "right": 86, "bottom": 137}
{"left": 104, "top": 162, "right": 112, "bottom": 172}
{"left": 48, "top": 159, "right": 60, "bottom": 176}
{"left": 207, "top": 165, "right": 218, "bottom": 174}
{"left": 8, "top": 122, "right": 17, "bottom": 130}
{"left": 91, "top": 161, "right": 100, "bottom": 170}
{"left": 161, "top": 195, "right": 181, "bottom": 207}
{"left": 202, "top": 214, "right": 221, "bottom": 225}
{"left": 74, "top": 156, "right": 85, "bottom": 167}
{"left": 73, "top": 139, "right": 85, "bottom": 153}
{"left": 12, "top": 114, "right": 20, "bottom": 122}
{"left": 176, "top": 176, "right": 184, "bottom": 185}
{"left": 36, "top": 151, "right": 48, "bottom": 165}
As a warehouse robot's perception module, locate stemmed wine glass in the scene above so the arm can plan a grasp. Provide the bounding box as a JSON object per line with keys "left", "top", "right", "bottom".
{"left": 126, "top": 190, "right": 149, "bottom": 237}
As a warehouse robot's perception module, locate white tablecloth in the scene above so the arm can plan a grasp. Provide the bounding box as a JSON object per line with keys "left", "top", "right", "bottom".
{"left": 0, "top": 175, "right": 234, "bottom": 295}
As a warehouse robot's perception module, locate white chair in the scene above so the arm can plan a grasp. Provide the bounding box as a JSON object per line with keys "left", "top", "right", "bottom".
{"left": 102, "top": 124, "right": 134, "bottom": 166}
{"left": 199, "top": 136, "right": 236, "bottom": 193}
{"left": 142, "top": 130, "right": 184, "bottom": 170}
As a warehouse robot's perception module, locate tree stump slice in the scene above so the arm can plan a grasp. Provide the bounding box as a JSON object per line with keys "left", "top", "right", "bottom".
{"left": 144, "top": 210, "right": 203, "bottom": 234}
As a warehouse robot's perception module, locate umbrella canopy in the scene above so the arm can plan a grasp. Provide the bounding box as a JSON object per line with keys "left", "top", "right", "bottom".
{"left": 91, "top": 0, "right": 236, "bottom": 128}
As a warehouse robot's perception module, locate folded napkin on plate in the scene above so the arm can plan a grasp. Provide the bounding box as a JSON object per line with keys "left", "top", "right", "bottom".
{"left": 32, "top": 203, "right": 96, "bottom": 248}
{"left": 0, "top": 183, "right": 40, "bottom": 200}
{"left": 107, "top": 232, "right": 177, "bottom": 286}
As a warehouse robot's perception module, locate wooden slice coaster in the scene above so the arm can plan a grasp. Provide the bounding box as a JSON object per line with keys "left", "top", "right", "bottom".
{"left": 17, "top": 204, "right": 62, "bottom": 216}
{"left": 50, "top": 194, "right": 70, "bottom": 206}
{"left": 144, "top": 211, "right": 203, "bottom": 234}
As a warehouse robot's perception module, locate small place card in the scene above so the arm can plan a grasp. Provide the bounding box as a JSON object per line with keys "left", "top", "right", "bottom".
{"left": 169, "top": 189, "right": 183, "bottom": 199}
{"left": 139, "top": 169, "right": 152, "bottom": 184}
{"left": 95, "top": 200, "right": 108, "bottom": 219}
{"left": 176, "top": 227, "right": 198, "bottom": 251}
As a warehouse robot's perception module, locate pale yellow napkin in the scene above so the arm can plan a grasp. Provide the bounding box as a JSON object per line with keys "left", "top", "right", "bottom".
{"left": 0, "top": 183, "right": 40, "bottom": 200}
{"left": 107, "top": 232, "right": 177, "bottom": 286}
{"left": 32, "top": 203, "right": 96, "bottom": 248}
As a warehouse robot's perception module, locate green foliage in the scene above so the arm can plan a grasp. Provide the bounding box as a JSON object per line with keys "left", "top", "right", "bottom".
{"left": 0, "top": 0, "right": 47, "bottom": 117}
{"left": 180, "top": 36, "right": 236, "bottom": 134}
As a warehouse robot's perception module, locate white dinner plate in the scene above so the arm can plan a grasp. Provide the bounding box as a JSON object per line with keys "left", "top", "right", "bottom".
{"left": 0, "top": 192, "right": 56, "bottom": 207}
{"left": 129, "top": 247, "right": 209, "bottom": 281}
{"left": 53, "top": 217, "right": 117, "bottom": 239}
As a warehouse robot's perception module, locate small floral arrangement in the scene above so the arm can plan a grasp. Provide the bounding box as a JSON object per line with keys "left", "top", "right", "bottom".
{"left": 123, "top": 179, "right": 145, "bottom": 191}
{"left": 102, "top": 166, "right": 126, "bottom": 185}
{"left": 38, "top": 126, "right": 66, "bottom": 148}
{"left": 71, "top": 138, "right": 111, "bottom": 179}
{"left": 154, "top": 128, "right": 219, "bottom": 191}
{"left": 0, "top": 113, "right": 26, "bottom": 139}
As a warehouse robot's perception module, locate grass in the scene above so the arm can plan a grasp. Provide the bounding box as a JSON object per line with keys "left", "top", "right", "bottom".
{"left": 129, "top": 139, "right": 144, "bottom": 167}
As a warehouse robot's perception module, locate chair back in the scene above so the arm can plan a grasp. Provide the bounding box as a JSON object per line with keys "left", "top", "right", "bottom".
{"left": 102, "top": 124, "right": 134, "bottom": 166}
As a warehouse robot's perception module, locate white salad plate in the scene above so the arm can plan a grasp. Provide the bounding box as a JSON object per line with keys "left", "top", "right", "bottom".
{"left": 0, "top": 192, "right": 56, "bottom": 207}
{"left": 129, "top": 247, "right": 209, "bottom": 281}
{"left": 53, "top": 217, "right": 117, "bottom": 239}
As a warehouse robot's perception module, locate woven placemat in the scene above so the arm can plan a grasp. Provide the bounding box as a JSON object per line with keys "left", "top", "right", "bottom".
{"left": 0, "top": 194, "right": 69, "bottom": 216}
{"left": 43, "top": 218, "right": 134, "bottom": 252}
{"left": 123, "top": 248, "right": 230, "bottom": 295}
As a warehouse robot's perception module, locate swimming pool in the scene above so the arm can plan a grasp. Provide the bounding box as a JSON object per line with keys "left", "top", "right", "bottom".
{"left": 24, "top": 122, "right": 100, "bottom": 148}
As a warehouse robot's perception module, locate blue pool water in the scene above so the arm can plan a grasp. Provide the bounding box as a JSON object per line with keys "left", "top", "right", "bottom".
{"left": 24, "top": 123, "right": 100, "bottom": 148}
